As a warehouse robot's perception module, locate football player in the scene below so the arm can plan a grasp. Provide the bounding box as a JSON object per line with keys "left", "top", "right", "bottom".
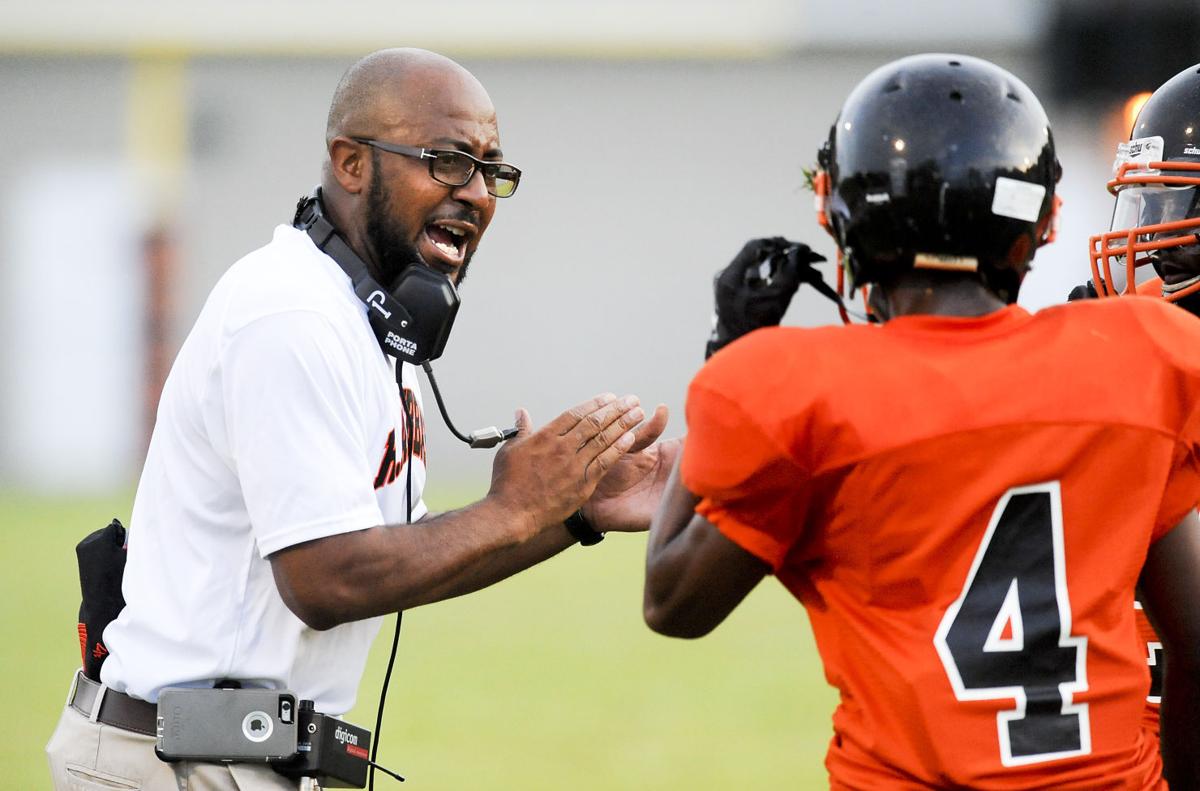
{"left": 645, "top": 54, "right": 1200, "bottom": 789}
{"left": 1068, "top": 61, "right": 1200, "bottom": 755}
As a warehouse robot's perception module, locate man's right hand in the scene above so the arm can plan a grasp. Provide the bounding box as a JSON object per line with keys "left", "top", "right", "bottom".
{"left": 486, "top": 393, "right": 645, "bottom": 534}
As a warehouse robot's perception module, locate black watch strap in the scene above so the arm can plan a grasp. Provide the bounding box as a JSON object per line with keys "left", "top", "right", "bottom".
{"left": 564, "top": 509, "right": 605, "bottom": 546}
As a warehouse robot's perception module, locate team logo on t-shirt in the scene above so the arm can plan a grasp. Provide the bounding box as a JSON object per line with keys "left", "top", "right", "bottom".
{"left": 373, "top": 388, "right": 426, "bottom": 490}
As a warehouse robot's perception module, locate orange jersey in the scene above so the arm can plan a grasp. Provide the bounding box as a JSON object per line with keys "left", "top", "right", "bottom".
{"left": 1136, "top": 276, "right": 1165, "bottom": 297}
{"left": 682, "top": 299, "right": 1200, "bottom": 789}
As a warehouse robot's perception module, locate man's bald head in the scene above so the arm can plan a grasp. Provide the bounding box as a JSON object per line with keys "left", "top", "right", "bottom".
{"left": 319, "top": 48, "right": 505, "bottom": 290}
{"left": 325, "top": 48, "right": 494, "bottom": 145}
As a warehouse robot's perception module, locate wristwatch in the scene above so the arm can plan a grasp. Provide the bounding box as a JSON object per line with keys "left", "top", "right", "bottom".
{"left": 564, "top": 509, "right": 605, "bottom": 546}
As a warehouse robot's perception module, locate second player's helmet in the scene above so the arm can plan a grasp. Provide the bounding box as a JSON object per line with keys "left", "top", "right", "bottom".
{"left": 1090, "top": 63, "right": 1200, "bottom": 305}
{"left": 815, "top": 54, "right": 1060, "bottom": 304}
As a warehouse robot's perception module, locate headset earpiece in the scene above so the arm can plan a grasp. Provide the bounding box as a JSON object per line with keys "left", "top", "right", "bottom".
{"left": 293, "top": 188, "right": 460, "bottom": 365}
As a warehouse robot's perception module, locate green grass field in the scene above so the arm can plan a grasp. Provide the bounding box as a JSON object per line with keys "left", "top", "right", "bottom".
{"left": 2, "top": 486, "right": 837, "bottom": 789}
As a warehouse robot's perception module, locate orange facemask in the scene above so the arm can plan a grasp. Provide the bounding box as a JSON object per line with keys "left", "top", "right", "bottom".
{"left": 1089, "top": 160, "right": 1200, "bottom": 302}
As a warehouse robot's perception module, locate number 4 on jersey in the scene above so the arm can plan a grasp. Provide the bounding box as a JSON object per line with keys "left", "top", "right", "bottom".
{"left": 934, "top": 481, "right": 1091, "bottom": 766}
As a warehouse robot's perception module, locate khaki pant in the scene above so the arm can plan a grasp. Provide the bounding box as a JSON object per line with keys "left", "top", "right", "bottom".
{"left": 46, "top": 704, "right": 305, "bottom": 791}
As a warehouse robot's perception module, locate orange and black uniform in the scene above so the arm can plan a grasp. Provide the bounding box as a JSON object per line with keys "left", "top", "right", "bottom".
{"left": 682, "top": 299, "right": 1200, "bottom": 789}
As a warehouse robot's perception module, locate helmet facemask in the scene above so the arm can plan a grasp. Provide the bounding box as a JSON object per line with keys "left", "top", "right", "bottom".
{"left": 1090, "top": 162, "right": 1200, "bottom": 303}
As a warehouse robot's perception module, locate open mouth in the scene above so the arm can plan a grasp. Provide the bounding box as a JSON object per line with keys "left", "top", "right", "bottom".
{"left": 421, "top": 221, "right": 471, "bottom": 270}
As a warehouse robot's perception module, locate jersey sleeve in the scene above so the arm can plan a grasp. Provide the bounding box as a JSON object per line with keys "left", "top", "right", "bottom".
{"left": 1154, "top": 441, "right": 1200, "bottom": 541}
{"left": 218, "top": 310, "right": 384, "bottom": 557}
{"left": 1134, "top": 301, "right": 1200, "bottom": 540}
{"left": 681, "top": 368, "right": 810, "bottom": 571}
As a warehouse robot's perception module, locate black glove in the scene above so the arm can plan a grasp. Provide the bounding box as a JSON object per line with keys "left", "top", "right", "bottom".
{"left": 1066, "top": 281, "right": 1098, "bottom": 301}
{"left": 705, "top": 237, "right": 827, "bottom": 359}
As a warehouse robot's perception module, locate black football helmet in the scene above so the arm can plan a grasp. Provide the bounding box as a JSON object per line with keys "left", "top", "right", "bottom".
{"left": 815, "top": 54, "right": 1061, "bottom": 305}
{"left": 1089, "top": 63, "right": 1200, "bottom": 307}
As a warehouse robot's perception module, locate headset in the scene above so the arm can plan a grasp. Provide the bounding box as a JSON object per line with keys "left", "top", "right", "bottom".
{"left": 293, "top": 187, "right": 458, "bottom": 365}
{"left": 293, "top": 187, "right": 516, "bottom": 449}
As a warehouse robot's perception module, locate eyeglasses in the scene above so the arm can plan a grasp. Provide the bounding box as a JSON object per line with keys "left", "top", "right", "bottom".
{"left": 352, "top": 137, "right": 521, "bottom": 198}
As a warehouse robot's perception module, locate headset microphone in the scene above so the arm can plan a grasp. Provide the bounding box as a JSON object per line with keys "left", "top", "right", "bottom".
{"left": 293, "top": 188, "right": 516, "bottom": 449}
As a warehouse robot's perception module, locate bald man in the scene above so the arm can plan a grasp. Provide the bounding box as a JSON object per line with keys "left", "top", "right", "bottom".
{"left": 46, "top": 49, "right": 676, "bottom": 791}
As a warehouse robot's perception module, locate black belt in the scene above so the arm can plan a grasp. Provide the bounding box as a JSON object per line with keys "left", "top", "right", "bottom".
{"left": 68, "top": 671, "right": 157, "bottom": 737}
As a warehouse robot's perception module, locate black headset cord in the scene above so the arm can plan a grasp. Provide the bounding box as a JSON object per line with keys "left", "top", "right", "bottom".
{"left": 368, "top": 364, "right": 414, "bottom": 789}
{"left": 421, "top": 362, "right": 518, "bottom": 448}
{"left": 369, "top": 361, "right": 517, "bottom": 788}
{"left": 369, "top": 601, "right": 404, "bottom": 788}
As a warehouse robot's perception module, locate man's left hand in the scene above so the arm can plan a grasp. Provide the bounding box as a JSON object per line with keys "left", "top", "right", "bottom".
{"left": 583, "top": 404, "right": 681, "bottom": 533}
{"left": 706, "top": 237, "right": 826, "bottom": 359}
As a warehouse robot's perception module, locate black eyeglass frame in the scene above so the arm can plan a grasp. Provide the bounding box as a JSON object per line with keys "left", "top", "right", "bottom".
{"left": 351, "top": 137, "right": 521, "bottom": 198}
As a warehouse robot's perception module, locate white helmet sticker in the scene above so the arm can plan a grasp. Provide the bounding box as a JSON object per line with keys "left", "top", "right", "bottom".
{"left": 992, "top": 177, "right": 1047, "bottom": 223}
{"left": 1113, "top": 136, "right": 1164, "bottom": 173}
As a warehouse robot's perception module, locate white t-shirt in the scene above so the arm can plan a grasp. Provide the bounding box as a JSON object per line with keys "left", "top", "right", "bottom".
{"left": 102, "top": 225, "right": 427, "bottom": 714}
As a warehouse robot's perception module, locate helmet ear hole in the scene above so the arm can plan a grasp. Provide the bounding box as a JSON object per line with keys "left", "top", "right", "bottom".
{"left": 1041, "top": 194, "right": 1063, "bottom": 246}
{"left": 814, "top": 170, "right": 832, "bottom": 234}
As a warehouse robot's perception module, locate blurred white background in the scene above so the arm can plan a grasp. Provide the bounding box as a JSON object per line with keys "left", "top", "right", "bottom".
{"left": 1, "top": 0, "right": 1194, "bottom": 492}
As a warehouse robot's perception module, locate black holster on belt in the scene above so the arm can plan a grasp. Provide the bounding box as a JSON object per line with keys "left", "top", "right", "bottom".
{"left": 76, "top": 518, "right": 127, "bottom": 681}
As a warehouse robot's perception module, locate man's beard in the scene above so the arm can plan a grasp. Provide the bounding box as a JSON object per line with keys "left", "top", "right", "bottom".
{"left": 365, "top": 150, "right": 472, "bottom": 288}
